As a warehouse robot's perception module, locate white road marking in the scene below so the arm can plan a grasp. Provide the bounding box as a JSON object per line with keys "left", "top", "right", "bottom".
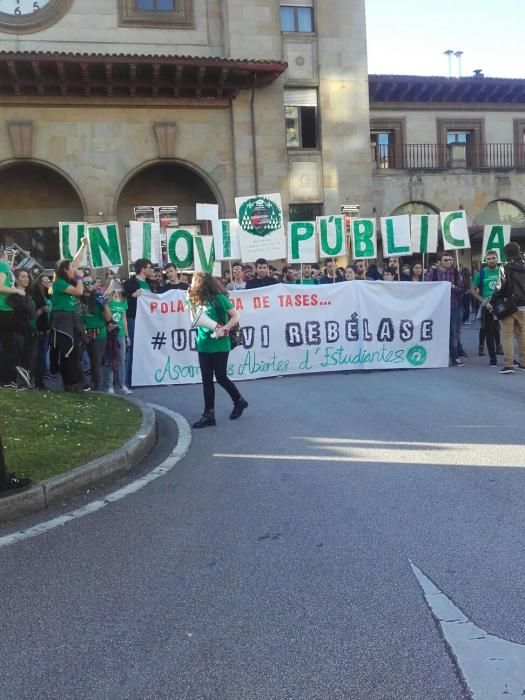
{"left": 410, "top": 561, "right": 525, "bottom": 699}
{"left": 0, "top": 404, "right": 191, "bottom": 550}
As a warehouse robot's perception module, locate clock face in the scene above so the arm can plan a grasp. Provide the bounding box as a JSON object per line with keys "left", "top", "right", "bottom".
{"left": 0, "top": 0, "right": 51, "bottom": 15}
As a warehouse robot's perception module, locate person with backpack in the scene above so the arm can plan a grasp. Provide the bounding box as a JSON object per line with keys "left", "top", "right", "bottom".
{"left": 470, "top": 250, "right": 503, "bottom": 367}
{"left": 424, "top": 252, "right": 465, "bottom": 367}
{"left": 487, "top": 242, "right": 525, "bottom": 374}
{"left": 188, "top": 272, "right": 248, "bottom": 429}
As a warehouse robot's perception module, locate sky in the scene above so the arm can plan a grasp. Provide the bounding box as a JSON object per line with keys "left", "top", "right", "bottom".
{"left": 365, "top": 0, "right": 524, "bottom": 79}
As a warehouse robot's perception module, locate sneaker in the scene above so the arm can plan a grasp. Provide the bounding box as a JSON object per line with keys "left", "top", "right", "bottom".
{"left": 452, "top": 359, "right": 464, "bottom": 367}
{"left": 515, "top": 364, "right": 525, "bottom": 371}
{"left": 107, "top": 387, "right": 115, "bottom": 394}
{"left": 15, "top": 366, "right": 31, "bottom": 389}
{"left": 2, "top": 381, "right": 18, "bottom": 389}
{"left": 496, "top": 345, "right": 504, "bottom": 356}
{"left": 82, "top": 385, "right": 91, "bottom": 392}
{"left": 478, "top": 345, "right": 485, "bottom": 356}
{"left": 463, "top": 320, "right": 471, "bottom": 326}
{"left": 0, "top": 473, "right": 32, "bottom": 497}
{"left": 499, "top": 366, "right": 514, "bottom": 374}
{"left": 121, "top": 386, "right": 133, "bottom": 395}
{"left": 489, "top": 359, "right": 497, "bottom": 367}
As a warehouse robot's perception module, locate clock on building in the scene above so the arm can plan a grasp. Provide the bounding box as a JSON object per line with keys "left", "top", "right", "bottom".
{"left": 0, "top": 0, "right": 72, "bottom": 33}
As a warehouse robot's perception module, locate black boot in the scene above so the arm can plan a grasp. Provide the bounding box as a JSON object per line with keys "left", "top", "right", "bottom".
{"left": 193, "top": 410, "right": 216, "bottom": 429}
{"left": 230, "top": 398, "right": 248, "bottom": 420}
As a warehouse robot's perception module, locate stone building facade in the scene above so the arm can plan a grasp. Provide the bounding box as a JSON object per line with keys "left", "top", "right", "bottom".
{"left": 0, "top": 0, "right": 372, "bottom": 268}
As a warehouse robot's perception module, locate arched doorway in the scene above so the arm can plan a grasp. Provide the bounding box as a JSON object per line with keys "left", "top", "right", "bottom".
{"left": 476, "top": 199, "right": 525, "bottom": 226}
{"left": 390, "top": 201, "right": 439, "bottom": 216}
{"left": 0, "top": 161, "right": 84, "bottom": 269}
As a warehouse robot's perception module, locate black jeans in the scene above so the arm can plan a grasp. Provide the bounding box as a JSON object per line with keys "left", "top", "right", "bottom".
{"left": 0, "top": 311, "right": 24, "bottom": 384}
{"left": 198, "top": 351, "right": 241, "bottom": 411}
{"left": 86, "top": 336, "right": 107, "bottom": 391}
{"left": 479, "top": 308, "right": 501, "bottom": 360}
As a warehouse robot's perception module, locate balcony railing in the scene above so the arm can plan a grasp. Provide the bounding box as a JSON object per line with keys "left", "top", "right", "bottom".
{"left": 372, "top": 143, "right": 525, "bottom": 171}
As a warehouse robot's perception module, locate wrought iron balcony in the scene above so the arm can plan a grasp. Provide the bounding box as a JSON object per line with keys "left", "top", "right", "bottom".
{"left": 371, "top": 143, "right": 525, "bottom": 171}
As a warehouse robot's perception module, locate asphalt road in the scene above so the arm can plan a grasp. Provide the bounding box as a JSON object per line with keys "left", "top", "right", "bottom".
{"left": 1, "top": 327, "right": 524, "bottom": 699}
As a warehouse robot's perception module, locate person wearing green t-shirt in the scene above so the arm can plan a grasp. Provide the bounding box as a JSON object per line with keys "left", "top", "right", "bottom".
{"left": 295, "top": 263, "right": 319, "bottom": 285}
{"left": 0, "top": 248, "right": 28, "bottom": 387}
{"left": 50, "top": 238, "right": 90, "bottom": 391}
{"left": 103, "top": 284, "right": 131, "bottom": 394}
{"left": 80, "top": 274, "right": 111, "bottom": 391}
{"left": 471, "top": 250, "right": 503, "bottom": 366}
{"left": 188, "top": 272, "right": 248, "bottom": 428}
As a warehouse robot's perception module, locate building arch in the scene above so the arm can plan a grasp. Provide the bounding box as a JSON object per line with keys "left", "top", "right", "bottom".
{"left": 0, "top": 159, "right": 86, "bottom": 268}
{"left": 475, "top": 199, "right": 525, "bottom": 226}
{"left": 114, "top": 158, "right": 225, "bottom": 224}
{"left": 390, "top": 201, "right": 440, "bottom": 216}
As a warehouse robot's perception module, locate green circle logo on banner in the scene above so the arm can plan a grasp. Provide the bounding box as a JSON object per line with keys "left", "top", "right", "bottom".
{"left": 406, "top": 345, "right": 428, "bottom": 367}
{"left": 238, "top": 197, "right": 282, "bottom": 237}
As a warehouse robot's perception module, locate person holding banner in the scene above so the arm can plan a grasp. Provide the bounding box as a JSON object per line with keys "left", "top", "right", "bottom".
{"left": 245, "top": 259, "right": 278, "bottom": 289}
{"left": 50, "top": 239, "right": 90, "bottom": 391}
{"left": 424, "top": 252, "right": 465, "bottom": 367}
{"left": 409, "top": 262, "right": 423, "bottom": 282}
{"left": 163, "top": 264, "right": 188, "bottom": 291}
{"left": 470, "top": 251, "right": 502, "bottom": 367}
{"left": 188, "top": 273, "right": 248, "bottom": 429}
{"left": 124, "top": 258, "right": 153, "bottom": 387}
{"left": 80, "top": 274, "right": 111, "bottom": 392}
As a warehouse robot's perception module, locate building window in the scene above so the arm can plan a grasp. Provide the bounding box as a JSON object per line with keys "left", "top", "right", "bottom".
{"left": 135, "top": 0, "right": 175, "bottom": 8}
{"left": 280, "top": 5, "right": 314, "bottom": 33}
{"left": 437, "top": 119, "right": 484, "bottom": 168}
{"left": 370, "top": 119, "right": 405, "bottom": 169}
{"left": 119, "top": 0, "right": 193, "bottom": 27}
{"left": 284, "top": 89, "right": 318, "bottom": 149}
{"left": 289, "top": 203, "right": 322, "bottom": 221}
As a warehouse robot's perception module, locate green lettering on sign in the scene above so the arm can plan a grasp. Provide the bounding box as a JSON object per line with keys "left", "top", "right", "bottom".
{"left": 352, "top": 219, "right": 375, "bottom": 258}
{"left": 385, "top": 217, "right": 410, "bottom": 255}
{"left": 319, "top": 216, "right": 344, "bottom": 257}
{"left": 142, "top": 223, "right": 152, "bottom": 260}
{"left": 442, "top": 212, "right": 466, "bottom": 247}
{"left": 484, "top": 226, "right": 507, "bottom": 260}
{"left": 291, "top": 222, "right": 315, "bottom": 260}
{"left": 221, "top": 221, "right": 232, "bottom": 259}
{"left": 419, "top": 216, "right": 429, "bottom": 252}
{"left": 194, "top": 236, "right": 216, "bottom": 274}
{"left": 61, "top": 223, "right": 85, "bottom": 260}
{"left": 168, "top": 229, "right": 194, "bottom": 268}
{"left": 88, "top": 224, "right": 122, "bottom": 268}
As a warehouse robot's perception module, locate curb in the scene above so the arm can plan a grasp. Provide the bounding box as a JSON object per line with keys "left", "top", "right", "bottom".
{"left": 0, "top": 396, "right": 157, "bottom": 525}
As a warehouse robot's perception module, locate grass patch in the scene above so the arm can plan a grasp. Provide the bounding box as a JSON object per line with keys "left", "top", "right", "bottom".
{"left": 0, "top": 389, "right": 143, "bottom": 483}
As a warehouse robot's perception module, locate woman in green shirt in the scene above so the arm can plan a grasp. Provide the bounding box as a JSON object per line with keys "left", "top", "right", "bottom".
{"left": 188, "top": 272, "right": 248, "bottom": 428}
{"left": 50, "top": 239, "right": 89, "bottom": 392}
{"left": 0, "top": 248, "right": 27, "bottom": 387}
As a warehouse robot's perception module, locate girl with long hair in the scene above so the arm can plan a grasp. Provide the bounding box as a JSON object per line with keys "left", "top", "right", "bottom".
{"left": 188, "top": 272, "right": 248, "bottom": 428}
{"left": 410, "top": 261, "right": 423, "bottom": 281}
{"left": 80, "top": 272, "right": 111, "bottom": 391}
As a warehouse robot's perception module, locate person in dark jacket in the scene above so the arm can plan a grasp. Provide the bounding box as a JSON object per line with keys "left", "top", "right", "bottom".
{"left": 245, "top": 258, "right": 279, "bottom": 289}
{"left": 123, "top": 258, "right": 153, "bottom": 386}
{"left": 488, "top": 242, "right": 525, "bottom": 374}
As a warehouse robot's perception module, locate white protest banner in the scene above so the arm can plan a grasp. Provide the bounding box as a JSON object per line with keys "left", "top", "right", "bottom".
{"left": 87, "top": 223, "right": 123, "bottom": 268}
{"left": 196, "top": 203, "right": 219, "bottom": 222}
{"left": 129, "top": 221, "right": 161, "bottom": 264}
{"left": 317, "top": 215, "right": 346, "bottom": 258}
{"left": 351, "top": 218, "right": 377, "bottom": 259}
{"left": 440, "top": 211, "right": 471, "bottom": 250}
{"left": 132, "top": 282, "right": 450, "bottom": 386}
{"left": 59, "top": 222, "right": 90, "bottom": 266}
{"left": 212, "top": 219, "right": 242, "bottom": 261}
{"left": 410, "top": 215, "right": 439, "bottom": 254}
{"left": 380, "top": 215, "right": 412, "bottom": 257}
{"left": 165, "top": 226, "right": 200, "bottom": 269}
{"left": 288, "top": 221, "right": 317, "bottom": 263}
{"left": 193, "top": 236, "right": 221, "bottom": 276}
{"left": 482, "top": 225, "right": 511, "bottom": 261}
{"left": 235, "top": 193, "right": 286, "bottom": 261}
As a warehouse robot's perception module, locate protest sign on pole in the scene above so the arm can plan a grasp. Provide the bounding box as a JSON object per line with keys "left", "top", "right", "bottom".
{"left": 235, "top": 193, "right": 286, "bottom": 261}
{"left": 129, "top": 221, "right": 161, "bottom": 264}
{"left": 482, "top": 225, "right": 510, "bottom": 261}
{"left": 288, "top": 221, "right": 317, "bottom": 263}
{"left": 317, "top": 216, "right": 346, "bottom": 259}
{"left": 196, "top": 203, "right": 219, "bottom": 222}
{"left": 166, "top": 226, "right": 199, "bottom": 269}
{"left": 212, "top": 219, "right": 242, "bottom": 261}
{"left": 59, "top": 222, "right": 90, "bottom": 266}
{"left": 410, "top": 215, "right": 439, "bottom": 254}
{"left": 132, "top": 282, "right": 451, "bottom": 386}
{"left": 380, "top": 215, "right": 412, "bottom": 257}
{"left": 85, "top": 224, "right": 123, "bottom": 268}
{"left": 440, "top": 211, "right": 471, "bottom": 250}
{"left": 193, "top": 236, "right": 221, "bottom": 276}
{"left": 351, "top": 218, "right": 377, "bottom": 259}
